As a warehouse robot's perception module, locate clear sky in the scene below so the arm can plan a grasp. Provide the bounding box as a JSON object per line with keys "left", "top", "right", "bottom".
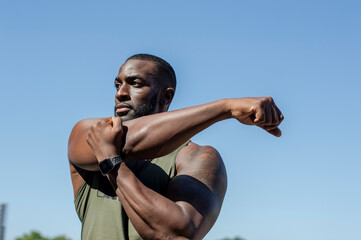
{"left": 1, "top": 1, "right": 360, "bottom": 240}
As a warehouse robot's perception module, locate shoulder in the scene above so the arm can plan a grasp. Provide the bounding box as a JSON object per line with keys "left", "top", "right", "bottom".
{"left": 68, "top": 118, "right": 101, "bottom": 155}
{"left": 70, "top": 118, "right": 101, "bottom": 136}
{"left": 175, "top": 141, "right": 227, "bottom": 198}
{"left": 176, "top": 142, "right": 225, "bottom": 175}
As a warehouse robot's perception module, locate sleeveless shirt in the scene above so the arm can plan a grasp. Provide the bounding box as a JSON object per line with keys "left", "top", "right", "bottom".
{"left": 74, "top": 141, "right": 189, "bottom": 240}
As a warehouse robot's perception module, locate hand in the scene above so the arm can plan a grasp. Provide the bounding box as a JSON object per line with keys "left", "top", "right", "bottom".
{"left": 228, "top": 97, "right": 284, "bottom": 137}
{"left": 86, "top": 117, "right": 124, "bottom": 162}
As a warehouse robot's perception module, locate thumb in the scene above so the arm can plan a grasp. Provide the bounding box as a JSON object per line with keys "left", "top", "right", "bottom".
{"left": 253, "top": 108, "right": 264, "bottom": 123}
{"left": 267, "top": 127, "right": 282, "bottom": 137}
{"left": 112, "top": 117, "right": 123, "bottom": 132}
{"left": 104, "top": 117, "right": 113, "bottom": 126}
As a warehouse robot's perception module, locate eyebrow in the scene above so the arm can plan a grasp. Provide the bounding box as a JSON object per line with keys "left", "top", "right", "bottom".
{"left": 128, "top": 74, "right": 147, "bottom": 81}
{"left": 115, "top": 74, "right": 148, "bottom": 83}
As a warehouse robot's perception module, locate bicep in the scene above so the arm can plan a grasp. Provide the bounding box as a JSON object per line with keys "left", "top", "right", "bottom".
{"left": 166, "top": 174, "right": 220, "bottom": 238}
{"left": 166, "top": 145, "right": 227, "bottom": 238}
{"left": 167, "top": 174, "right": 220, "bottom": 219}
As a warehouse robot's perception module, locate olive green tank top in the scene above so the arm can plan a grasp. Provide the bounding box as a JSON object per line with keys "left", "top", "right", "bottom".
{"left": 74, "top": 142, "right": 189, "bottom": 240}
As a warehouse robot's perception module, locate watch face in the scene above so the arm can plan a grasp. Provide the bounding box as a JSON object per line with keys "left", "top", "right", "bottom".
{"left": 99, "top": 156, "right": 123, "bottom": 175}
{"left": 99, "top": 158, "right": 113, "bottom": 175}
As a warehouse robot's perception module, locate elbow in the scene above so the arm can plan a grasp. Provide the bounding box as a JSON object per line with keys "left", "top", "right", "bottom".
{"left": 150, "top": 220, "right": 197, "bottom": 240}
{"left": 135, "top": 216, "right": 197, "bottom": 240}
{"left": 175, "top": 220, "right": 197, "bottom": 240}
{"left": 134, "top": 213, "right": 203, "bottom": 240}
{"left": 147, "top": 231, "right": 192, "bottom": 240}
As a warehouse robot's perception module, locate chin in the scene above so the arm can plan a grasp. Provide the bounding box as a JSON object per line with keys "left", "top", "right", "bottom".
{"left": 120, "top": 116, "right": 131, "bottom": 122}
{"left": 118, "top": 113, "right": 136, "bottom": 122}
{"left": 115, "top": 110, "right": 134, "bottom": 121}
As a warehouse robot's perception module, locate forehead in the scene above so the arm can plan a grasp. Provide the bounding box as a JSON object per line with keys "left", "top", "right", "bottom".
{"left": 117, "top": 59, "right": 159, "bottom": 79}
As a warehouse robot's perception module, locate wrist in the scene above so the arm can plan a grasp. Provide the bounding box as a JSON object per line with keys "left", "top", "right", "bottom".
{"left": 95, "top": 148, "right": 118, "bottom": 162}
{"left": 98, "top": 155, "right": 123, "bottom": 176}
{"left": 224, "top": 98, "right": 249, "bottom": 120}
{"left": 221, "top": 99, "right": 236, "bottom": 120}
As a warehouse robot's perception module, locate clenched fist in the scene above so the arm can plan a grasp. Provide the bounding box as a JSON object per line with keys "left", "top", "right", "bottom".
{"left": 86, "top": 117, "right": 124, "bottom": 161}
{"left": 227, "top": 97, "right": 284, "bottom": 137}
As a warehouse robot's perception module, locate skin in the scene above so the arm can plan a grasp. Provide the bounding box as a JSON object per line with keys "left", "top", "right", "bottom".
{"left": 68, "top": 59, "right": 284, "bottom": 239}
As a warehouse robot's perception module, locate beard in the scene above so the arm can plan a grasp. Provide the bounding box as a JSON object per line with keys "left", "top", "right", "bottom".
{"left": 114, "top": 93, "right": 158, "bottom": 121}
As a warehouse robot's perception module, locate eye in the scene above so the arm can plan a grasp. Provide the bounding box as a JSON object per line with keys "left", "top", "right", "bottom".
{"left": 132, "top": 80, "right": 144, "bottom": 88}
{"left": 114, "top": 82, "right": 122, "bottom": 89}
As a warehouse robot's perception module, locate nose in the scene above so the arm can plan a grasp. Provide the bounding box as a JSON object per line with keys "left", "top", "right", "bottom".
{"left": 115, "top": 83, "right": 131, "bottom": 101}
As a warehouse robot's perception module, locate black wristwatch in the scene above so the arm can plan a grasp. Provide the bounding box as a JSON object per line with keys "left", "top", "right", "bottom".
{"left": 99, "top": 155, "right": 123, "bottom": 176}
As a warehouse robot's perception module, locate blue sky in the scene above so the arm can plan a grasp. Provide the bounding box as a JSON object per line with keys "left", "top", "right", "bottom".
{"left": 1, "top": 1, "right": 360, "bottom": 240}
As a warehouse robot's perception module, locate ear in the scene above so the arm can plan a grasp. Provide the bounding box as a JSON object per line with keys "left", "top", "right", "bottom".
{"left": 160, "top": 88, "right": 175, "bottom": 108}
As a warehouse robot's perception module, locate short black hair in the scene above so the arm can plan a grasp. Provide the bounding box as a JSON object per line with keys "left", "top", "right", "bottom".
{"left": 126, "top": 54, "right": 177, "bottom": 91}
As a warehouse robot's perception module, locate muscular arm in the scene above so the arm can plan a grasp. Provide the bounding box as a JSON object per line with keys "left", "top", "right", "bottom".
{"left": 68, "top": 97, "right": 283, "bottom": 171}
{"left": 71, "top": 97, "right": 283, "bottom": 238}
{"left": 108, "top": 143, "right": 227, "bottom": 240}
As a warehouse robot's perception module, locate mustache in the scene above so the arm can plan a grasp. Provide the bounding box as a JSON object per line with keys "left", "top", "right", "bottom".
{"left": 115, "top": 102, "right": 133, "bottom": 109}
{"left": 114, "top": 102, "right": 134, "bottom": 116}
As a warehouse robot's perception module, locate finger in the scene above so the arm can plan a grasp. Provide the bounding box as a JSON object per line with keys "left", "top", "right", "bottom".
{"left": 113, "top": 117, "right": 123, "bottom": 132}
{"left": 264, "top": 103, "right": 273, "bottom": 124}
{"left": 97, "top": 119, "right": 106, "bottom": 127}
{"left": 262, "top": 124, "right": 279, "bottom": 131}
{"left": 271, "top": 104, "right": 279, "bottom": 124}
{"left": 86, "top": 131, "right": 93, "bottom": 146}
{"left": 271, "top": 99, "right": 284, "bottom": 123}
{"left": 90, "top": 123, "right": 96, "bottom": 132}
{"left": 273, "top": 105, "right": 283, "bottom": 125}
{"left": 104, "top": 117, "right": 113, "bottom": 126}
{"left": 278, "top": 108, "right": 284, "bottom": 122}
{"left": 254, "top": 105, "right": 265, "bottom": 123}
{"left": 267, "top": 127, "right": 282, "bottom": 137}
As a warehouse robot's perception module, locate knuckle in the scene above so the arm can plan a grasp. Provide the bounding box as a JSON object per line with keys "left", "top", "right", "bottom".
{"left": 258, "top": 117, "right": 265, "bottom": 123}
{"left": 87, "top": 130, "right": 93, "bottom": 138}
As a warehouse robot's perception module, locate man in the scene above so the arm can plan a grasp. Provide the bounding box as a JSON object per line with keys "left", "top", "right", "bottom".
{"left": 68, "top": 54, "right": 284, "bottom": 240}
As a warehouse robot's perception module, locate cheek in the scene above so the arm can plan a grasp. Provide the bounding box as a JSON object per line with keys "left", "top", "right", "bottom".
{"left": 131, "top": 89, "right": 153, "bottom": 105}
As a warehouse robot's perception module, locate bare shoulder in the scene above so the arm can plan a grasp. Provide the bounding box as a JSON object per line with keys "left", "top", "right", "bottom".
{"left": 175, "top": 142, "right": 227, "bottom": 196}
{"left": 68, "top": 118, "right": 100, "bottom": 151}
{"left": 69, "top": 118, "right": 100, "bottom": 139}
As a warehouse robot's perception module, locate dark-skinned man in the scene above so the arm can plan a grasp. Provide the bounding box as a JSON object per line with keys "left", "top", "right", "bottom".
{"left": 68, "top": 54, "right": 284, "bottom": 240}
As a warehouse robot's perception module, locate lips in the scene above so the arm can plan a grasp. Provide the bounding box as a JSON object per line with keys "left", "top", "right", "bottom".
{"left": 115, "top": 103, "right": 133, "bottom": 116}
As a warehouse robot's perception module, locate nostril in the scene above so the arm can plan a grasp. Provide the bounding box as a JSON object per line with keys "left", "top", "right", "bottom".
{"left": 116, "top": 95, "right": 131, "bottom": 102}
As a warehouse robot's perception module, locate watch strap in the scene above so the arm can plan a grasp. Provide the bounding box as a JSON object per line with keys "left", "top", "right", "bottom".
{"left": 99, "top": 155, "right": 123, "bottom": 176}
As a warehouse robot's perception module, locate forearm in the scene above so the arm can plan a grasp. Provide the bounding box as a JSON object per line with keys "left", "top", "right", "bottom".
{"left": 108, "top": 164, "right": 197, "bottom": 240}
{"left": 68, "top": 99, "right": 231, "bottom": 169}
{"left": 103, "top": 143, "right": 227, "bottom": 240}
{"left": 69, "top": 96, "right": 283, "bottom": 170}
{"left": 122, "top": 99, "right": 230, "bottom": 160}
